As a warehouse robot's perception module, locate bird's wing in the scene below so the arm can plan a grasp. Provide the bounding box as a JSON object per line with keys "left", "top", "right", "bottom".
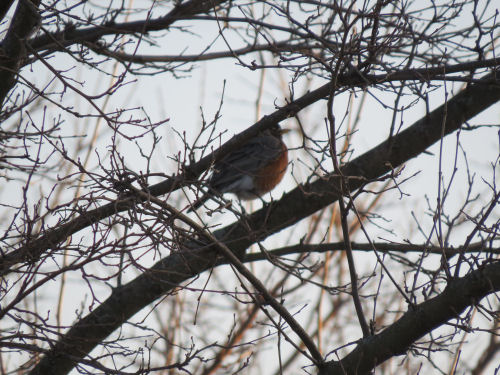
{"left": 209, "top": 135, "right": 283, "bottom": 193}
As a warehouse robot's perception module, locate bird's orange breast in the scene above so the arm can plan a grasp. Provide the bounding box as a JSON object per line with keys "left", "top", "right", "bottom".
{"left": 254, "top": 143, "right": 288, "bottom": 194}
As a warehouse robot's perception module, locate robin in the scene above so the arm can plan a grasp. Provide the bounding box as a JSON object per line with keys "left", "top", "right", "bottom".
{"left": 189, "top": 124, "right": 290, "bottom": 211}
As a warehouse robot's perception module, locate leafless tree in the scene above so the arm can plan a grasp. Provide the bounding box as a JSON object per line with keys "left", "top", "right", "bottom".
{"left": 1, "top": 1, "right": 499, "bottom": 374}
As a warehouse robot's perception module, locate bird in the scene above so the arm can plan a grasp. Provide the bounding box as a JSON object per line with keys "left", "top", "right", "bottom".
{"left": 189, "top": 124, "right": 289, "bottom": 211}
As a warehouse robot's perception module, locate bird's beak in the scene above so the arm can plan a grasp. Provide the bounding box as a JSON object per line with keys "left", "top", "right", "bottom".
{"left": 280, "top": 128, "right": 291, "bottom": 135}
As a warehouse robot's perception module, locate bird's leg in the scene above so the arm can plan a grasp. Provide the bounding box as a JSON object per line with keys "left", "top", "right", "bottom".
{"left": 257, "top": 193, "right": 268, "bottom": 207}
{"left": 236, "top": 199, "right": 248, "bottom": 215}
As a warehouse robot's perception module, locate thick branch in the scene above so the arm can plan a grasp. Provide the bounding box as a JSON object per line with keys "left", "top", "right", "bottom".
{"left": 29, "top": 70, "right": 500, "bottom": 375}
{"left": 0, "top": 0, "right": 40, "bottom": 107}
{"left": 317, "top": 261, "right": 500, "bottom": 375}
{"left": 0, "top": 0, "right": 15, "bottom": 22}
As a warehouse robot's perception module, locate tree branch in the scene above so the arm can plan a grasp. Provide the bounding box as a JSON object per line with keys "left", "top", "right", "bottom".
{"left": 88, "top": 40, "right": 317, "bottom": 63}
{"left": 240, "top": 242, "right": 500, "bottom": 263}
{"left": 29, "top": 69, "right": 500, "bottom": 374}
{"left": 317, "top": 261, "right": 500, "bottom": 375}
{"left": 0, "top": 0, "right": 15, "bottom": 23}
{"left": 0, "top": 0, "right": 40, "bottom": 107}
{"left": 28, "top": 0, "right": 229, "bottom": 53}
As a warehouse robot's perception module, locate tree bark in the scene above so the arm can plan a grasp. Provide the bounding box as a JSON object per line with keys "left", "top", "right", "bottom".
{"left": 0, "top": 0, "right": 40, "bottom": 108}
